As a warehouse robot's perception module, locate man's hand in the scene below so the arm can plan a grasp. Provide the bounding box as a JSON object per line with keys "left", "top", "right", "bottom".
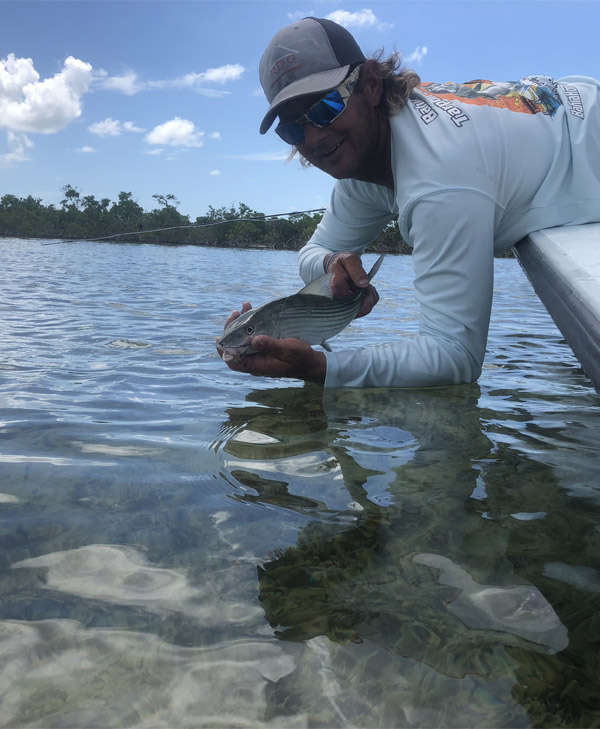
{"left": 325, "top": 251, "right": 379, "bottom": 318}
{"left": 217, "top": 303, "right": 327, "bottom": 383}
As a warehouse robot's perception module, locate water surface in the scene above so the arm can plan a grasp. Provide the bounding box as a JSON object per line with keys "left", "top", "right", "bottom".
{"left": 1, "top": 238, "right": 599, "bottom": 728}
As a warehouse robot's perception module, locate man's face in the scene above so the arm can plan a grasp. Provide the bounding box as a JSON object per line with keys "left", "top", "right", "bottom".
{"left": 277, "top": 86, "right": 381, "bottom": 181}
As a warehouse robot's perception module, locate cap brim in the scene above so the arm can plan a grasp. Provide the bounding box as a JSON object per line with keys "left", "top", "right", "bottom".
{"left": 259, "top": 65, "right": 350, "bottom": 135}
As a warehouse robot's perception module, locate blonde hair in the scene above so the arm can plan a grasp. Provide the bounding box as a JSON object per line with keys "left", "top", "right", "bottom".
{"left": 373, "top": 50, "right": 421, "bottom": 115}
{"left": 289, "top": 52, "right": 420, "bottom": 166}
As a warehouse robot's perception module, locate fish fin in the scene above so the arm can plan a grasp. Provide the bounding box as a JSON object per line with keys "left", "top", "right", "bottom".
{"left": 321, "top": 340, "right": 332, "bottom": 352}
{"left": 367, "top": 254, "right": 385, "bottom": 282}
{"left": 297, "top": 253, "right": 383, "bottom": 299}
{"left": 298, "top": 273, "right": 334, "bottom": 299}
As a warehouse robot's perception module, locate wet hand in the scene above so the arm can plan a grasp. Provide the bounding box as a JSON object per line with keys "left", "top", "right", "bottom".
{"left": 237, "top": 336, "right": 326, "bottom": 383}
{"left": 326, "top": 252, "right": 379, "bottom": 318}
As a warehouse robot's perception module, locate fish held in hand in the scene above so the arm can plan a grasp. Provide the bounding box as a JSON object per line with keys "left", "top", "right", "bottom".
{"left": 217, "top": 254, "right": 384, "bottom": 362}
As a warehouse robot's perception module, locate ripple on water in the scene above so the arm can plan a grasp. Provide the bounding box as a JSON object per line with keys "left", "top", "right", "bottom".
{"left": 1, "top": 241, "right": 599, "bottom": 728}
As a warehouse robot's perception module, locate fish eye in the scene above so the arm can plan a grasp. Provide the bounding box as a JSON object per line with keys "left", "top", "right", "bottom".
{"left": 245, "top": 324, "right": 255, "bottom": 335}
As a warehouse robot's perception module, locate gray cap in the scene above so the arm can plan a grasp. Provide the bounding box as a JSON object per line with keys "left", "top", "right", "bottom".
{"left": 259, "top": 17, "right": 366, "bottom": 134}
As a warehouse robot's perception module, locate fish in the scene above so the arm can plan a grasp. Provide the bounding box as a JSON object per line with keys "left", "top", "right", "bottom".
{"left": 217, "top": 254, "right": 384, "bottom": 362}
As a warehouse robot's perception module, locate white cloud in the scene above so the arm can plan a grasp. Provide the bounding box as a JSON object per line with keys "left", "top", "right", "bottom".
{"left": 190, "top": 88, "right": 232, "bottom": 99}
{"left": 0, "top": 54, "right": 92, "bottom": 134}
{"left": 123, "top": 121, "right": 145, "bottom": 133}
{"left": 88, "top": 117, "right": 145, "bottom": 136}
{"left": 145, "top": 117, "right": 204, "bottom": 147}
{"left": 180, "top": 64, "right": 245, "bottom": 86}
{"left": 404, "top": 46, "right": 428, "bottom": 64}
{"left": 0, "top": 130, "right": 33, "bottom": 166}
{"left": 97, "top": 70, "right": 140, "bottom": 95}
{"left": 77, "top": 146, "right": 96, "bottom": 153}
{"left": 0, "top": 54, "right": 38, "bottom": 98}
{"left": 287, "top": 10, "right": 313, "bottom": 21}
{"left": 209, "top": 169, "right": 221, "bottom": 176}
{"left": 209, "top": 132, "right": 222, "bottom": 141}
{"left": 163, "top": 64, "right": 246, "bottom": 97}
{"left": 88, "top": 117, "right": 120, "bottom": 136}
{"left": 95, "top": 64, "right": 245, "bottom": 96}
{"left": 201, "top": 64, "right": 245, "bottom": 84}
{"left": 325, "top": 9, "right": 392, "bottom": 31}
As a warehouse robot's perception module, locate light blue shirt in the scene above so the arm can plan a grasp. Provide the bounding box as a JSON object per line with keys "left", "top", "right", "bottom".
{"left": 298, "top": 75, "right": 600, "bottom": 388}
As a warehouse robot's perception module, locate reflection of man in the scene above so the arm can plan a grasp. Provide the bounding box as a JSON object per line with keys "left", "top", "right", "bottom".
{"left": 240, "top": 386, "right": 586, "bottom": 726}
{"left": 222, "top": 385, "right": 492, "bottom": 653}
{"left": 220, "top": 17, "right": 600, "bottom": 388}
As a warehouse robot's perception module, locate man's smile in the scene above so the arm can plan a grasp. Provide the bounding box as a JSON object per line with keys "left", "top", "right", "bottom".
{"left": 320, "top": 139, "right": 344, "bottom": 158}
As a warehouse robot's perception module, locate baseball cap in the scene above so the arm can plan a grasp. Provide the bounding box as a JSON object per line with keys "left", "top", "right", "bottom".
{"left": 259, "top": 17, "right": 366, "bottom": 134}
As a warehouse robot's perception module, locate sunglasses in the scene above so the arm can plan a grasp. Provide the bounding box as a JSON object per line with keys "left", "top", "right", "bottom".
{"left": 275, "top": 64, "right": 363, "bottom": 145}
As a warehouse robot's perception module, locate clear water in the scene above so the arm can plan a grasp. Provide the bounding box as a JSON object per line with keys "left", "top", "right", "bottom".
{"left": 1, "top": 238, "right": 599, "bottom": 728}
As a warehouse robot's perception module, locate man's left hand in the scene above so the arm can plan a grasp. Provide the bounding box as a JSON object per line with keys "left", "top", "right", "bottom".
{"left": 229, "top": 335, "right": 327, "bottom": 383}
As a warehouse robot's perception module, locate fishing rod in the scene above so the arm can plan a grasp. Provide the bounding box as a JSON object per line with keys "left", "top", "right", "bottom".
{"left": 40, "top": 207, "right": 327, "bottom": 245}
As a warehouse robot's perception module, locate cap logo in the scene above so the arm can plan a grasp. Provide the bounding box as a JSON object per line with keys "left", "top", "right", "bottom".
{"left": 269, "top": 52, "right": 301, "bottom": 90}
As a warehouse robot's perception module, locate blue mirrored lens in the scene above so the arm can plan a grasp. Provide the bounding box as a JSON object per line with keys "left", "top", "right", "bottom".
{"left": 306, "top": 91, "right": 345, "bottom": 125}
{"left": 275, "top": 123, "right": 305, "bottom": 145}
{"left": 275, "top": 90, "right": 347, "bottom": 144}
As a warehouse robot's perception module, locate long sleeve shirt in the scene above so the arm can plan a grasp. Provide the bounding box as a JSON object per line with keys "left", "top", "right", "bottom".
{"left": 298, "top": 75, "right": 600, "bottom": 388}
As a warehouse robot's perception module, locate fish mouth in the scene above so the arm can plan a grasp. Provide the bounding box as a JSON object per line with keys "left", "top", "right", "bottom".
{"left": 217, "top": 342, "right": 256, "bottom": 362}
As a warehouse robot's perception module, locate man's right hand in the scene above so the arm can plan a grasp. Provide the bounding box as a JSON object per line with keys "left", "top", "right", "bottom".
{"left": 325, "top": 251, "right": 380, "bottom": 318}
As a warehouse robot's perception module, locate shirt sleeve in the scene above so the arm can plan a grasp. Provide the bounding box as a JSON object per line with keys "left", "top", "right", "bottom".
{"left": 324, "top": 189, "right": 499, "bottom": 388}
{"left": 298, "top": 178, "right": 397, "bottom": 283}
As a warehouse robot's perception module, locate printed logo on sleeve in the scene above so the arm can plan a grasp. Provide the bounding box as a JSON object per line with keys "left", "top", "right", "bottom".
{"left": 557, "top": 83, "right": 585, "bottom": 119}
{"left": 412, "top": 76, "right": 585, "bottom": 126}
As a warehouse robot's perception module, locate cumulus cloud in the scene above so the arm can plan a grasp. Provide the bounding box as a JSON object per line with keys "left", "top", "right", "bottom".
{"left": 325, "top": 8, "right": 392, "bottom": 30}
{"left": 0, "top": 53, "right": 92, "bottom": 134}
{"left": 88, "top": 117, "right": 145, "bottom": 136}
{"left": 209, "top": 169, "right": 221, "bottom": 176}
{"left": 0, "top": 130, "right": 33, "bottom": 166}
{"left": 88, "top": 117, "right": 120, "bottom": 136}
{"left": 145, "top": 117, "right": 204, "bottom": 147}
{"left": 77, "top": 146, "right": 96, "bottom": 153}
{"left": 209, "top": 132, "right": 222, "bottom": 141}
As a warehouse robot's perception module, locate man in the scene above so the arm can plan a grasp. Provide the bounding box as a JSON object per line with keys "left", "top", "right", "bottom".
{"left": 219, "top": 17, "right": 600, "bottom": 388}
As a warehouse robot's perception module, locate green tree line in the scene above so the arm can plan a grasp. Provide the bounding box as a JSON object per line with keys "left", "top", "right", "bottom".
{"left": 0, "top": 185, "right": 412, "bottom": 253}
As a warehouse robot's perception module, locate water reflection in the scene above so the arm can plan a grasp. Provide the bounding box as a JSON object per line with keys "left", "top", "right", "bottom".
{"left": 216, "top": 385, "right": 599, "bottom": 727}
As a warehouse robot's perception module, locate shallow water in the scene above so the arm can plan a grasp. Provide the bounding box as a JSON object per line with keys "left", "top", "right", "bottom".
{"left": 1, "top": 238, "right": 599, "bottom": 728}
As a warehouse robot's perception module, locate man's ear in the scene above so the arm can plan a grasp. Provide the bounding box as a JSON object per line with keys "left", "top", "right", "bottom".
{"left": 360, "top": 59, "right": 383, "bottom": 107}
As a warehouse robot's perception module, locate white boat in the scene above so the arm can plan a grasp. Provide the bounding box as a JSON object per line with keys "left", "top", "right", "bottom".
{"left": 514, "top": 223, "right": 600, "bottom": 391}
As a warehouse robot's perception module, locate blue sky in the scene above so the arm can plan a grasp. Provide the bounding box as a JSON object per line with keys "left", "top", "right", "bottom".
{"left": 2, "top": 0, "right": 599, "bottom": 221}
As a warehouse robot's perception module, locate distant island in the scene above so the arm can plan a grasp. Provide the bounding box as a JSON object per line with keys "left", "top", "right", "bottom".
{"left": 0, "top": 185, "right": 513, "bottom": 256}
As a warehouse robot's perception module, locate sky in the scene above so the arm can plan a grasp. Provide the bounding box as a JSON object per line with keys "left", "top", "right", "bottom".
{"left": 1, "top": 0, "right": 599, "bottom": 221}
